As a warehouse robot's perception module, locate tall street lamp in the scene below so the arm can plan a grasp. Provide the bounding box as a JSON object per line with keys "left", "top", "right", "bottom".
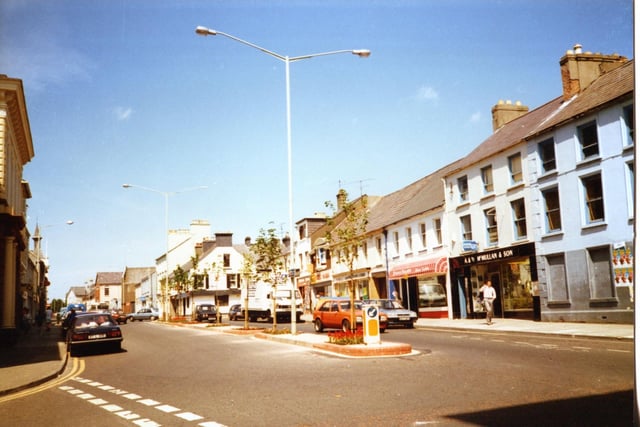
{"left": 122, "top": 183, "right": 207, "bottom": 321}
{"left": 195, "top": 26, "right": 370, "bottom": 334}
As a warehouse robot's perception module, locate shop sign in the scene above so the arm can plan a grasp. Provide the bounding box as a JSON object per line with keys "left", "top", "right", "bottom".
{"left": 456, "top": 243, "right": 535, "bottom": 266}
{"left": 389, "top": 257, "right": 448, "bottom": 279}
{"left": 462, "top": 240, "right": 478, "bottom": 252}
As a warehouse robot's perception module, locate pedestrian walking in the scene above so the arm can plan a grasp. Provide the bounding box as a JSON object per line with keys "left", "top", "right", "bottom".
{"left": 479, "top": 279, "right": 497, "bottom": 325}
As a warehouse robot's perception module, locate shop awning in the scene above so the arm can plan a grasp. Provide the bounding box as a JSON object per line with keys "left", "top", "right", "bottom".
{"left": 389, "top": 257, "right": 448, "bottom": 279}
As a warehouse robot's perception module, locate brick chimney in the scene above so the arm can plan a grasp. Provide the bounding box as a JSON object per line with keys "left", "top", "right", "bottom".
{"left": 560, "top": 43, "right": 628, "bottom": 100}
{"left": 214, "top": 232, "right": 233, "bottom": 247}
{"left": 336, "top": 189, "right": 348, "bottom": 210}
{"left": 491, "top": 100, "right": 529, "bottom": 132}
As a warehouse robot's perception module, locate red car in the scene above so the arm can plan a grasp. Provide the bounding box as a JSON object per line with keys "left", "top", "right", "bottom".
{"left": 313, "top": 298, "right": 387, "bottom": 333}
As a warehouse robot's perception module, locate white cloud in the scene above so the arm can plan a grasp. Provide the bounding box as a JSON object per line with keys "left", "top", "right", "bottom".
{"left": 468, "top": 111, "right": 482, "bottom": 124}
{"left": 114, "top": 107, "right": 133, "bottom": 121}
{"left": 415, "top": 85, "right": 439, "bottom": 102}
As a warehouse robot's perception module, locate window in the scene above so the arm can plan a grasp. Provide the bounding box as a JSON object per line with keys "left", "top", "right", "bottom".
{"left": 362, "top": 241, "right": 368, "bottom": 258}
{"left": 623, "top": 104, "right": 634, "bottom": 146}
{"left": 508, "top": 153, "right": 523, "bottom": 184}
{"left": 227, "top": 273, "right": 239, "bottom": 289}
{"left": 587, "top": 247, "right": 614, "bottom": 299}
{"left": 460, "top": 215, "right": 472, "bottom": 241}
{"left": 542, "top": 187, "right": 562, "bottom": 232}
{"left": 582, "top": 174, "right": 604, "bottom": 224}
{"left": 406, "top": 227, "right": 413, "bottom": 251}
{"left": 104, "top": 287, "right": 110, "bottom": 297}
{"left": 393, "top": 231, "right": 400, "bottom": 254}
{"left": 626, "top": 162, "right": 634, "bottom": 218}
{"left": 539, "top": 138, "right": 556, "bottom": 173}
{"left": 484, "top": 208, "right": 498, "bottom": 245}
{"left": 578, "top": 120, "right": 599, "bottom": 159}
{"left": 433, "top": 218, "right": 442, "bottom": 245}
{"left": 511, "top": 198, "right": 527, "bottom": 239}
{"left": 419, "top": 223, "right": 427, "bottom": 248}
{"left": 481, "top": 165, "right": 494, "bottom": 193}
{"left": 457, "top": 176, "right": 468, "bottom": 202}
{"left": 546, "top": 254, "right": 569, "bottom": 301}
{"left": 376, "top": 237, "right": 382, "bottom": 256}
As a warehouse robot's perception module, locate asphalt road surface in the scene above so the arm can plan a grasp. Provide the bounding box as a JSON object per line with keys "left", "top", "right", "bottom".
{"left": 0, "top": 320, "right": 633, "bottom": 426}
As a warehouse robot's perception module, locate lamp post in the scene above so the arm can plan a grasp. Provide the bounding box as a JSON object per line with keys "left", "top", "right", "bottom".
{"left": 122, "top": 183, "right": 207, "bottom": 321}
{"left": 195, "top": 26, "right": 370, "bottom": 334}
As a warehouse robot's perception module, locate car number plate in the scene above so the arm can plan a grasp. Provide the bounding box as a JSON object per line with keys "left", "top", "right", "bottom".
{"left": 88, "top": 334, "right": 106, "bottom": 339}
{"left": 399, "top": 316, "right": 410, "bottom": 321}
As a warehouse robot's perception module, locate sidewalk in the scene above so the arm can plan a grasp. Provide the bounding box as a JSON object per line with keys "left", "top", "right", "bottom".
{"left": 0, "top": 317, "right": 632, "bottom": 397}
{"left": 0, "top": 324, "right": 68, "bottom": 397}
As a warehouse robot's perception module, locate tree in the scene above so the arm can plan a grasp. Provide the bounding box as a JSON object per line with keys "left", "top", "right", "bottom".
{"left": 324, "top": 189, "right": 369, "bottom": 332}
{"left": 249, "top": 227, "right": 285, "bottom": 329}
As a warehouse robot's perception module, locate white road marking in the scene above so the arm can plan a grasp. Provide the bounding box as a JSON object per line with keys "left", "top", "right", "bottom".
{"left": 156, "top": 404, "right": 180, "bottom": 413}
{"left": 177, "top": 411, "right": 204, "bottom": 421}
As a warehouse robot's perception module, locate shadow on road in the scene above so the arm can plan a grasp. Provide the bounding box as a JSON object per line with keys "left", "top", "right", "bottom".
{"left": 446, "top": 390, "right": 632, "bottom": 426}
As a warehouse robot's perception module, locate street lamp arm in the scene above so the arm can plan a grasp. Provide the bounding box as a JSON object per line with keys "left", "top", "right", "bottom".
{"left": 196, "top": 26, "right": 371, "bottom": 63}
{"left": 196, "top": 26, "right": 286, "bottom": 62}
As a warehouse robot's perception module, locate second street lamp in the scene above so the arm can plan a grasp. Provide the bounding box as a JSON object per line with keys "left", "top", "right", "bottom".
{"left": 195, "top": 25, "right": 370, "bottom": 334}
{"left": 122, "top": 183, "right": 207, "bottom": 321}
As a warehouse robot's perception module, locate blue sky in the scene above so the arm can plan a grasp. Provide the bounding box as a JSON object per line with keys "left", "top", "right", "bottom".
{"left": 0, "top": 0, "right": 632, "bottom": 300}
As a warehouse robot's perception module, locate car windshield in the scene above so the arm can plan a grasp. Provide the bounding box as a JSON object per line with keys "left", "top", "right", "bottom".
{"left": 200, "top": 306, "right": 213, "bottom": 311}
{"left": 75, "top": 315, "right": 113, "bottom": 328}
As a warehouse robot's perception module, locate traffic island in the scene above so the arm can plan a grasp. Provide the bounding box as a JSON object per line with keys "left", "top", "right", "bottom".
{"left": 312, "top": 341, "right": 412, "bottom": 357}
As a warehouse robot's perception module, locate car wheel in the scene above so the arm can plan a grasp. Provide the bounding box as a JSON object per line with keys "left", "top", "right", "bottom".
{"left": 406, "top": 323, "right": 414, "bottom": 329}
{"left": 380, "top": 328, "right": 386, "bottom": 333}
{"left": 342, "top": 319, "right": 351, "bottom": 333}
{"left": 314, "top": 318, "right": 323, "bottom": 332}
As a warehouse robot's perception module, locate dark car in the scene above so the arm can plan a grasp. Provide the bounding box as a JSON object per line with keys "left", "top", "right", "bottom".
{"left": 363, "top": 299, "right": 418, "bottom": 328}
{"left": 66, "top": 312, "right": 123, "bottom": 355}
{"left": 228, "top": 304, "right": 245, "bottom": 321}
{"left": 193, "top": 304, "right": 218, "bottom": 323}
{"left": 110, "top": 309, "right": 128, "bottom": 324}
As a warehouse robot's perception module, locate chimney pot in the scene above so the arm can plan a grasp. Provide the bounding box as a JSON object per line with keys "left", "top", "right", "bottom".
{"left": 573, "top": 43, "right": 583, "bottom": 54}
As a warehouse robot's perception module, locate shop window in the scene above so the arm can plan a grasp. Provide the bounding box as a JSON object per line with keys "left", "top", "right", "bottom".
{"left": 542, "top": 187, "right": 562, "bottom": 233}
{"left": 481, "top": 165, "right": 494, "bottom": 193}
{"left": 457, "top": 176, "right": 468, "bottom": 203}
{"left": 538, "top": 138, "right": 556, "bottom": 173}
{"left": 508, "top": 153, "right": 523, "bottom": 184}
{"left": 581, "top": 173, "right": 604, "bottom": 224}
{"left": 578, "top": 120, "right": 599, "bottom": 160}
{"left": 623, "top": 104, "right": 634, "bottom": 146}
{"left": 546, "top": 254, "right": 569, "bottom": 302}
{"left": 433, "top": 218, "right": 442, "bottom": 245}
{"left": 484, "top": 208, "right": 498, "bottom": 245}
{"left": 511, "top": 198, "right": 527, "bottom": 240}
{"left": 419, "top": 222, "right": 427, "bottom": 248}
{"left": 460, "top": 215, "right": 472, "bottom": 241}
{"left": 587, "top": 246, "right": 614, "bottom": 299}
{"left": 418, "top": 279, "right": 447, "bottom": 308}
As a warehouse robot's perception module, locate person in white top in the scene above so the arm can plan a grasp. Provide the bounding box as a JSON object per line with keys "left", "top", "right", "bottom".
{"left": 479, "top": 279, "right": 497, "bottom": 325}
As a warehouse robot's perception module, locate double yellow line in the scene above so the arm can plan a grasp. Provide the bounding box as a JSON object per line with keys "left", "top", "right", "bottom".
{"left": 0, "top": 357, "right": 85, "bottom": 403}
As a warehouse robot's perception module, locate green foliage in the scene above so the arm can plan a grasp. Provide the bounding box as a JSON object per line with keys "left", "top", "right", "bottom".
{"left": 249, "top": 227, "right": 285, "bottom": 329}
{"left": 324, "top": 190, "right": 370, "bottom": 332}
{"left": 328, "top": 330, "right": 364, "bottom": 345}
{"left": 170, "top": 265, "right": 189, "bottom": 292}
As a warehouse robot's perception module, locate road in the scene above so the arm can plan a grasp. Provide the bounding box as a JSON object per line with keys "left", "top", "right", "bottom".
{"left": 0, "top": 320, "right": 633, "bottom": 426}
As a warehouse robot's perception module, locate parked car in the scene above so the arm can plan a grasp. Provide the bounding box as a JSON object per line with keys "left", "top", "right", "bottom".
{"left": 193, "top": 304, "right": 218, "bottom": 323}
{"left": 228, "top": 304, "right": 245, "bottom": 321}
{"left": 363, "top": 299, "right": 417, "bottom": 328}
{"left": 313, "top": 298, "right": 387, "bottom": 333}
{"left": 127, "top": 308, "right": 159, "bottom": 321}
{"left": 110, "top": 309, "right": 128, "bottom": 324}
{"left": 66, "top": 312, "right": 123, "bottom": 355}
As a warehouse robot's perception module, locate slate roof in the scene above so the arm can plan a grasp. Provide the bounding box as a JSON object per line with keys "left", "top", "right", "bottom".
{"left": 95, "top": 271, "right": 123, "bottom": 285}
{"left": 123, "top": 267, "right": 155, "bottom": 284}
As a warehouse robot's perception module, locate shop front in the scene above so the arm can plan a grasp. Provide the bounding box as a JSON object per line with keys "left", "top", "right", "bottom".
{"left": 388, "top": 256, "right": 449, "bottom": 318}
{"left": 449, "top": 242, "right": 538, "bottom": 320}
{"left": 332, "top": 268, "right": 372, "bottom": 300}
